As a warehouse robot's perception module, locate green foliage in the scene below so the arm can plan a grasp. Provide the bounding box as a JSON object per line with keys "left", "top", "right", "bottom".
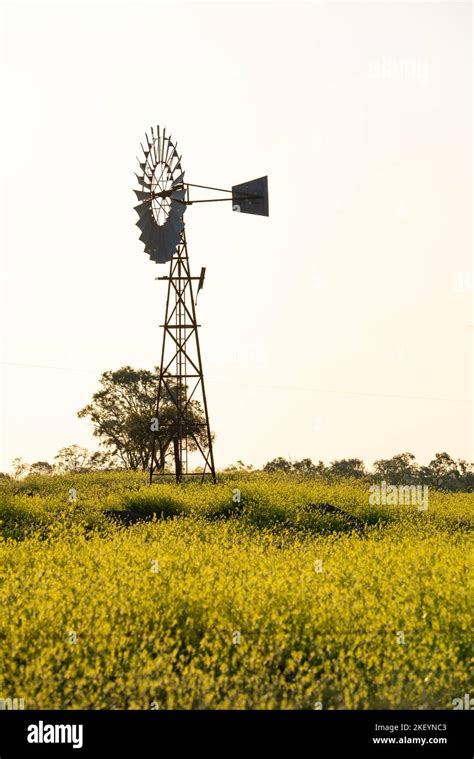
{"left": 77, "top": 366, "right": 209, "bottom": 472}
{"left": 328, "top": 458, "right": 366, "bottom": 479}
{"left": 263, "top": 457, "right": 293, "bottom": 473}
{"left": 262, "top": 452, "right": 473, "bottom": 492}
{"left": 54, "top": 445, "right": 120, "bottom": 474}
{"left": 29, "top": 461, "right": 54, "bottom": 475}
{"left": 373, "top": 452, "right": 419, "bottom": 484}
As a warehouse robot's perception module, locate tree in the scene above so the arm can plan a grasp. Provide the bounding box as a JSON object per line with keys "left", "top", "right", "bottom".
{"left": 54, "top": 446, "right": 93, "bottom": 473}
{"left": 78, "top": 366, "right": 209, "bottom": 472}
{"left": 373, "top": 452, "right": 418, "bottom": 484}
{"left": 420, "top": 452, "right": 473, "bottom": 491}
{"left": 30, "top": 461, "right": 53, "bottom": 475}
{"left": 263, "top": 457, "right": 292, "bottom": 473}
{"left": 53, "top": 445, "right": 121, "bottom": 473}
{"left": 225, "top": 460, "right": 254, "bottom": 471}
{"left": 87, "top": 450, "right": 124, "bottom": 471}
{"left": 236, "top": 460, "right": 253, "bottom": 471}
{"left": 328, "top": 458, "right": 366, "bottom": 479}
{"left": 292, "top": 458, "right": 324, "bottom": 475}
{"left": 453, "top": 458, "right": 474, "bottom": 491}
{"left": 11, "top": 458, "right": 29, "bottom": 479}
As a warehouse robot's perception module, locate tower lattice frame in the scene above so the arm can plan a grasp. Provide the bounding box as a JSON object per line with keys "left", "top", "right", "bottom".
{"left": 149, "top": 229, "right": 216, "bottom": 483}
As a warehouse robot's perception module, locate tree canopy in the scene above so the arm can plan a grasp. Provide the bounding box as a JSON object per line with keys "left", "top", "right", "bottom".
{"left": 261, "top": 452, "right": 472, "bottom": 491}
{"left": 77, "top": 366, "right": 209, "bottom": 472}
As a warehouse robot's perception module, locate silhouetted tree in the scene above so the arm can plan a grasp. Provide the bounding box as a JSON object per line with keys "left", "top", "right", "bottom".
{"left": 78, "top": 366, "right": 209, "bottom": 472}
{"left": 263, "top": 457, "right": 292, "bottom": 473}
{"left": 328, "top": 458, "right": 366, "bottom": 479}
{"left": 420, "top": 452, "right": 473, "bottom": 491}
{"left": 54, "top": 446, "right": 93, "bottom": 473}
{"left": 373, "top": 452, "right": 418, "bottom": 484}
{"left": 292, "top": 458, "right": 325, "bottom": 475}
{"left": 30, "top": 461, "right": 53, "bottom": 475}
{"left": 11, "top": 458, "right": 29, "bottom": 479}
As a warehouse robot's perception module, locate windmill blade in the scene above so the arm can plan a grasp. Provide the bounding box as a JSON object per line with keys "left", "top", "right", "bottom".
{"left": 169, "top": 201, "right": 184, "bottom": 223}
{"left": 160, "top": 248, "right": 176, "bottom": 263}
{"left": 134, "top": 202, "right": 151, "bottom": 219}
{"left": 158, "top": 221, "right": 179, "bottom": 250}
{"left": 145, "top": 239, "right": 166, "bottom": 259}
{"left": 145, "top": 225, "right": 165, "bottom": 252}
{"left": 148, "top": 246, "right": 172, "bottom": 264}
{"left": 140, "top": 226, "right": 160, "bottom": 248}
{"left": 135, "top": 173, "right": 152, "bottom": 190}
{"left": 147, "top": 249, "right": 161, "bottom": 263}
{"left": 144, "top": 241, "right": 159, "bottom": 255}
{"left": 147, "top": 222, "right": 168, "bottom": 248}
{"left": 170, "top": 198, "right": 187, "bottom": 219}
{"left": 150, "top": 126, "right": 155, "bottom": 163}
{"left": 160, "top": 138, "right": 168, "bottom": 170}
{"left": 169, "top": 147, "right": 181, "bottom": 165}
{"left": 138, "top": 225, "right": 155, "bottom": 246}
{"left": 140, "top": 230, "right": 155, "bottom": 248}
{"left": 136, "top": 203, "right": 156, "bottom": 228}
{"left": 170, "top": 187, "right": 186, "bottom": 204}
{"left": 161, "top": 128, "right": 166, "bottom": 163}
{"left": 133, "top": 189, "right": 152, "bottom": 202}
{"left": 171, "top": 183, "right": 186, "bottom": 204}
{"left": 172, "top": 172, "right": 185, "bottom": 188}
{"left": 146, "top": 242, "right": 168, "bottom": 262}
{"left": 137, "top": 159, "right": 153, "bottom": 178}
{"left": 169, "top": 155, "right": 183, "bottom": 179}
{"left": 148, "top": 226, "right": 177, "bottom": 263}
{"left": 137, "top": 211, "right": 156, "bottom": 236}
{"left": 170, "top": 227, "right": 183, "bottom": 252}
{"left": 155, "top": 126, "right": 161, "bottom": 170}
{"left": 151, "top": 126, "right": 159, "bottom": 164}
{"left": 140, "top": 149, "right": 151, "bottom": 175}
{"left": 138, "top": 221, "right": 155, "bottom": 245}
{"left": 167, "top": 209, "right": 184, "bottom": 237}
{"left": 163, "top": 136, "right": 173, "bottom": 167}
{"left": 161, "top": 228, "right": 180, "bottom": 260}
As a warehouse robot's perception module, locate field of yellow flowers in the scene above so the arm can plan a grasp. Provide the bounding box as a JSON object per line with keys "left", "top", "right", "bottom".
{"left": 0, "top": 472, "right": 472, "bottom": 709}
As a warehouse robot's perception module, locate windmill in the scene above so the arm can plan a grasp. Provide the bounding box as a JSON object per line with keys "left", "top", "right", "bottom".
{"left": 134, "top": 126, "right": 269, "bottom": 484}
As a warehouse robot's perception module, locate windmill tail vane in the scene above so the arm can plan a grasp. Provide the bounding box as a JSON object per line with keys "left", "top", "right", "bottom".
{"left": 133, "top": 126, "right": 269, "bottom": 484}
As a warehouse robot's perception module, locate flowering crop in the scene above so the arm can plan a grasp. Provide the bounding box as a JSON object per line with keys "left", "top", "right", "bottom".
{"left": 0, "top": 473, "right": 472, "bottom": 709}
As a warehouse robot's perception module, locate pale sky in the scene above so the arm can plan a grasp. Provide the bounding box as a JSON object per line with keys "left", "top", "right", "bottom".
{"left": 0, "top": 1, "right": 472, "bottom": 473}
